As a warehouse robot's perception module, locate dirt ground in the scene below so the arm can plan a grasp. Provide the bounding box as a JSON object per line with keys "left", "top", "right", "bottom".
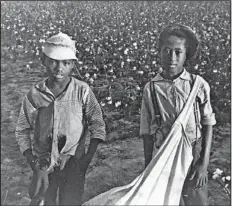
{"left": 1, "top": 59, "right": 231, "bottom": 205}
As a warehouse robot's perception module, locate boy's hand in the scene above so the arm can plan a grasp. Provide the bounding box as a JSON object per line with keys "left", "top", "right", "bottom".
{"left": 23, "top": 149, "right": 38, "bottom": 171}
{"left": 79, "top": 154, "right": 92, "bottom": 174}
{"left": 29, "top": 163, "right": 49, "bottom": 200}
{"left": 79, "top": 138, "right": 101, "bottom": 173}
{"left": 189, "top": 161, "right": 208, "bottom": 190}
{"left": 23, "top": 150, "right": 50, "bottom": 199}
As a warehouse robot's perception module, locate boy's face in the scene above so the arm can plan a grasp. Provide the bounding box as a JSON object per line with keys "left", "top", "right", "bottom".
{"left": 43, "top": 55, "right": 74, "bottom": 82}
{"left": 160, "top": 35, "right": 186, "bottom": 75}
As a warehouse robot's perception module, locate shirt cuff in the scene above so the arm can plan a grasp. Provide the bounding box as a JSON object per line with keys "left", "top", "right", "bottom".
{"left": 92, "top": 135, "right": 106, "bottom": 142}
{"left": 140, "top": 130, "right": 151, "bottom": 136}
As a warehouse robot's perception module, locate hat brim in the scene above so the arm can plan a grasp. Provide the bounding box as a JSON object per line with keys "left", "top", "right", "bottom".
{"left": 43, "top": 45, "right": 77, "bottom": 60}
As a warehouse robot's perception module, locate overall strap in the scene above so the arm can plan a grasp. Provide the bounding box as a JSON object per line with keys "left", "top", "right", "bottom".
{"left": 150, "top": 81, "right": 162, "bottom": 128}
{"left": 190, "top": 74, "right": 201, "bottom": 144}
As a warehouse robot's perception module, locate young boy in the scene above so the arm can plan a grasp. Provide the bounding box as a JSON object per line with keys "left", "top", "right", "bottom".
{"left": 15, "top": 32, "right": 106, "bottom": 205}
{"left": 140, "top": 24, "right": 216, "bottom": 205}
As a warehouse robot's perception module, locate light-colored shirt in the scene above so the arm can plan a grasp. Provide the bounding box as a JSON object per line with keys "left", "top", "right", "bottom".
{"left": 140, "top": 69, "right": 216, "bottom": 145}
{"left": 15, "top": 77, "right": 106, "bottom": 170}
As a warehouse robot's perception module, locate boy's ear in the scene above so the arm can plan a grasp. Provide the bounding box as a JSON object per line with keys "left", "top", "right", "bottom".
{"left": 72, "top": 60, "right": 77, "bottom": 68}
{"left": 40, "top": 53, "right": 46, "bottom": 66}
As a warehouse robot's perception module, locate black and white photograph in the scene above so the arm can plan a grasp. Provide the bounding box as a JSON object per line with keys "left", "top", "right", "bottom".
{"left": 1, "top": 1, "right": 231, "bottom": 205}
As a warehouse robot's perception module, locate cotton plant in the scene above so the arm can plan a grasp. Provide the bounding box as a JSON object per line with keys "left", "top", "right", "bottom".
{"left": 212, "top": 168, "right": 231, "bottom": 197}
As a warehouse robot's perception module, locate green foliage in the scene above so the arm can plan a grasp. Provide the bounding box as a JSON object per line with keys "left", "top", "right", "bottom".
{"left": 1, "top": 1, "right": 231, "bottom": 123}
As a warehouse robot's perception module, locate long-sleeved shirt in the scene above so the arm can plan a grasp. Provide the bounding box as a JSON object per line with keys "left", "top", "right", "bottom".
{"left": 15, "top": 77, "right": 106, "bottom": 171}
{"left": 140, "top": 69, "right": 216, "bottom": 147}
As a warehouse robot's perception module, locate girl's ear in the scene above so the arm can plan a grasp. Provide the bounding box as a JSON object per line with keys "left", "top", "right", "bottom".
{"left": 183, "top": 58, "right": 189, "bottom": 68}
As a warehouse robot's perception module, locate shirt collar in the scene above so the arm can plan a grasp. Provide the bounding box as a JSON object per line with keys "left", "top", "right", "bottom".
{"left": 151, "top": 69, "right": 191, "bottom": 82}
{"left": 34, "top": 77, "right": 74, "bottom": 95}
{"left": 35, "top": 77, "right": 50, "bottom": 93}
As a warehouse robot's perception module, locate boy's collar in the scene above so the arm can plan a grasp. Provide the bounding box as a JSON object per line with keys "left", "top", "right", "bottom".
{"left": 151, "top": 69, "right": 191, "bottom": 82}
{"left": 35, "top": 77, "right": 73, "bottom": 93}
{"left": 35, "top": 77, "right": 50, "bottom": 92}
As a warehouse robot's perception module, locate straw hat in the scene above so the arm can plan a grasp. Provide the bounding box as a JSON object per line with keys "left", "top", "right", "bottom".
{"left": 43, "top": 32, "right": 77, "bottom": 60}
{"left": 158, "top": 24, "right": 200, "bottom": 60}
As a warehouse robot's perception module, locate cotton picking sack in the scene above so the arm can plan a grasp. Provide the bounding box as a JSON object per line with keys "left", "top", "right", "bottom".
{"left": 83, "top": 75, "right": 202, "bottom": 206}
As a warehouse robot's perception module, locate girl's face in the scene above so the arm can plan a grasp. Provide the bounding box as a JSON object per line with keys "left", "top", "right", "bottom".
{"left": 43, "top": 55, "right": 74, "bottom": 82}
{"left": 160, "top": 35, "right": 187, "bottom": 76}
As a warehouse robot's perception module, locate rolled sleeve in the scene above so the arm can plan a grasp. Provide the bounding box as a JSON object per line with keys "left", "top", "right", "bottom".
{"left": 140, "top": 83, "right": 152, "bottom": 136}
{"left": 201, "top": 113, "right": 216, "bottom": 125}
{"left": 198, "top": 79, "right": 216, "bottom": 126}
{"left": 85, "top": 87, "right": 106, "bottom": 142}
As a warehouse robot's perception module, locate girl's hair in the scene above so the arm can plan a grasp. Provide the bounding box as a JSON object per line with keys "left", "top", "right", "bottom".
{"left": 158, "top": 24, "right": 200, "bottom": 61}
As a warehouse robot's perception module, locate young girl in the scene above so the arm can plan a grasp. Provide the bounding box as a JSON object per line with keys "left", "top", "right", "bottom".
{"left": 140, "top": 24, "right": 216, "bottom": 205}
{"left": 15, "top": 32, "right": 106, "bottom": 205}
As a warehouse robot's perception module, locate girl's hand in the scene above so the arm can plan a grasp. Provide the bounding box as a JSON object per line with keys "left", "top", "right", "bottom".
{"left": 189, "top": 161, "right": 208, "bottom": 190}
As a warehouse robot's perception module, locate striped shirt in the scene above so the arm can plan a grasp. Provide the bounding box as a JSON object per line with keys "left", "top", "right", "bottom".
{"left": 140, "top": 69, "right": 216, "bottom": 147}
{"left": 15, "top": 77, "right": 106, "bottom": 170}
